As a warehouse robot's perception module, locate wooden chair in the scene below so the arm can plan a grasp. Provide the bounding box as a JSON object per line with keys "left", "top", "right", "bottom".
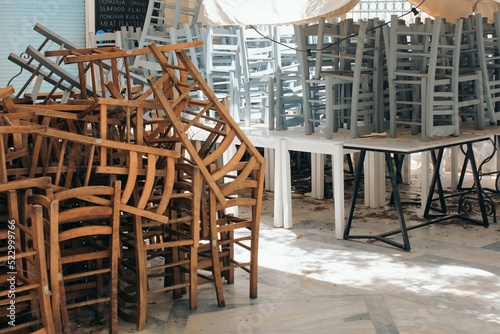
{"left": 0, "top": 191, "right": 55, "bottom": 334}
{"left": 146, "top": 43, "right": 266, "bottom": 307}
{"left": 26, "top": 110, "right": 99, "bottom": 189}
{"left": 197, "top": 152, "right": 265, "bottom": 307}
{"left": 27, "top": 182, "right": 121, "bottom": 334}
{"left": 0, "top": 86, "right": 42, "bottom": 178}
{"left": 116, "top": 152, "right": 200, "bottom": 331}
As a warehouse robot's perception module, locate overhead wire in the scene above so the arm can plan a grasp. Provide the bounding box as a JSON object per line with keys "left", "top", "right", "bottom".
{"left": 249, "top": 0, "right": 428, "bottom": 55}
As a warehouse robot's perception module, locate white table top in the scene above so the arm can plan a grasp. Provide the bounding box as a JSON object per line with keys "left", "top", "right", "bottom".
{"left": 239, "top": 124, "right": 355, "bottom": 155}
{"left": 343, "top": 132, "right": 491, "bottom": 154}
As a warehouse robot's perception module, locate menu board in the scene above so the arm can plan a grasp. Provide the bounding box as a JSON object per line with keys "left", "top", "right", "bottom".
{"left": 95, "top": 0, "right": 149, "bottom": 32}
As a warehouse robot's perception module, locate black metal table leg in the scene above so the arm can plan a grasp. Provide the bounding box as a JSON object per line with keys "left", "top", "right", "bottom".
{"left": 465, "top": 142, "right": 489, "bottom": 227}
{"left": 344, "top": 150, "right": 366, "bottom": 239}
{"left": 344, "top": 150, "right": 411, "bottom": 251}
{"left": 423, "top": 148, "right": 448, "bottom": 217}
{"left": 384, "top": 151, "right": 411, "bottom": 250}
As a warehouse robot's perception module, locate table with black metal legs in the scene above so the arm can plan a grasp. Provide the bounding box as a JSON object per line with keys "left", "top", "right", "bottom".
{"left": 342, "top": 133, "right": 491, "bottom": 251}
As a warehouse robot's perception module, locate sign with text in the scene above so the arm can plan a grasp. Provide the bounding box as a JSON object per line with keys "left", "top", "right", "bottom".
{"left": 95, "top": 0, "right": 149, "bottom": 32}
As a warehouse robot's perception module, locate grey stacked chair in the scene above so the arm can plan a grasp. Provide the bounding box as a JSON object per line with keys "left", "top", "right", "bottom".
{"left": 456, "top": 15, "right": 487, "bottom": 130}
{"left": 132, "top": 0, "right": 203, "bottom": 78}
{"left": 295, "top": 18, "right": 384, "bottom": 139}
{"left": 387, "top": 16, "right": 463, "bottom": 140}
{"left": 270, "top": 25, "right": 304, "bottom": 131}
{"left": 170, "top": 23, "right": 206, "bottom": 79}
{"left": 238, "top": 25, "right": 276, "bottom": 127}
{"left": 294, "top": 19, "right": 328, "bottom": 135}
{"left": 204, "top": 25, "right": 242, "bottom": 120}
{"left": 475, "top": 13, "right": 500, "bottom": 125}
{"left": 7, "top": 23, "right": 85, "bottom": 103}
{"left": 120, "top": 26, "right": 142, "bottom": 50}
{"left": 323, "top": 18, "right": 385, "bottom": 139}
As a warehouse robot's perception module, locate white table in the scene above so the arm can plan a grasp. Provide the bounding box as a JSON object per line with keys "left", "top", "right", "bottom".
{"left": 241, "top": 125, "right": 354, "bottom": 238}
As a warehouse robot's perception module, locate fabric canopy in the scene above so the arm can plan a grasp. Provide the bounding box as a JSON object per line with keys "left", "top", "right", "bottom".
{"left": 409, "top": 0, "right": 500, "bottom": 22}
{"left": 202, "top": 0, "right": 359, "bottom": 26}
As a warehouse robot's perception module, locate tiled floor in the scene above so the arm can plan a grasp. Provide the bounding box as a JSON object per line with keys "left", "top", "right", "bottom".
{"left": 82, "top": 172, "right": 500, "bottom": 334}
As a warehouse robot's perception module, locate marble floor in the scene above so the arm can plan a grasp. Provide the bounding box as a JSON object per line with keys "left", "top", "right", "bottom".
{"left": 79, "top": 172, "right": 500, "bottom": 334}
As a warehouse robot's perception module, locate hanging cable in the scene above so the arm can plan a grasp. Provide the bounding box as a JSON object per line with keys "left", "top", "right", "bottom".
{"left": 249, "top": 0, "right": 427, "bottom": 54}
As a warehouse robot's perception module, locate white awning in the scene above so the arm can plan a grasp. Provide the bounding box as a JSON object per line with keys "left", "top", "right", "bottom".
{"left": 202, "top": 0, "right": 359, "bottom": 26}
{"left": 409, "top": 0, "right": 500, "bottom": 22}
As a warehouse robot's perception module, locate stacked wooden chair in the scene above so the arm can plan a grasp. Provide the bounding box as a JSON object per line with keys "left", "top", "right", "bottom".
{"left": 27, "top": 183, "right": 121, "bottom": 334}
{"left": 1, "top": 23, "right": 266, "bottom": 331}
{"left": 0, "top": 193, "right": 54, "bottom": 334}
{"left": 0, "top": 87, "right": 55, "bottom": 333}
{"left": 45, "top": 39, "right": 265, "bottom": 326}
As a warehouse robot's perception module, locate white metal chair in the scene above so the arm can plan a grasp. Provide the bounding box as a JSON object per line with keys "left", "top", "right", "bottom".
{"left": 238, "top": 25, "right": 276, "bottom": 127}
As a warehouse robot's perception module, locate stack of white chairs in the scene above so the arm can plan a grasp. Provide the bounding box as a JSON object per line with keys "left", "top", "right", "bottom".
{"left": 294, "top": 18, "right": 385, "bottom": 139}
